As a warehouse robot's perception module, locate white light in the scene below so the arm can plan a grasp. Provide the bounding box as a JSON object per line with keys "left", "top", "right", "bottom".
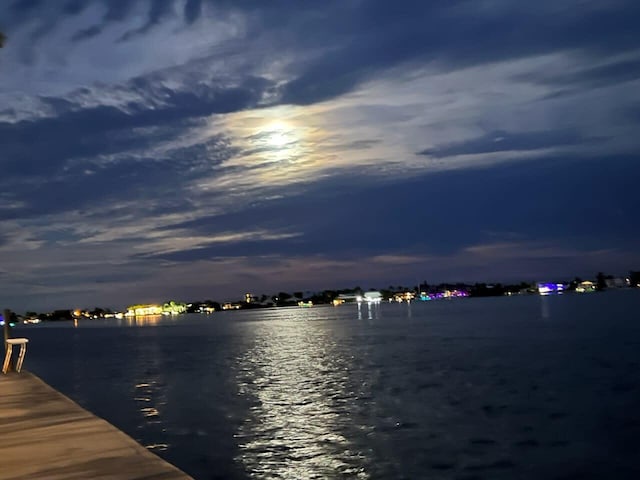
{"left": 263, "top": 122, "right": 293, "bottom": 148}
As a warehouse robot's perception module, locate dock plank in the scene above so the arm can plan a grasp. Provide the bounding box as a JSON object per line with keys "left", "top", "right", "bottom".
{"left": 0, "top": 372, "right": 193, "bottom": 480}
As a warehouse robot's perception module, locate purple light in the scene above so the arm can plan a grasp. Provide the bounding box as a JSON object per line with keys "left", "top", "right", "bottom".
{"left": 538, "top": 283, "right": 565, "bottom": 295}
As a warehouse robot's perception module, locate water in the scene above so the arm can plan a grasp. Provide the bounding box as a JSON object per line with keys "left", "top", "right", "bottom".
{"left": 14, "top": 291, "right": 640, "bottom": 479}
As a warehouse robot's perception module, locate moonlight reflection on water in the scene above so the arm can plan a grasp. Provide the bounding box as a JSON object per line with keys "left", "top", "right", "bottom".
{"left": 235, "top": 317, "right": 370, "bottom": 479}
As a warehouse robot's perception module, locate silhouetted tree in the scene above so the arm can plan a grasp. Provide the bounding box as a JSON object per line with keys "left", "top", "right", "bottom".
{"left": 322, "top": 290, "right": 337, "bottom": 303}
{"left": 90, "top": 307, "right": 110, "bottom": 318}
{"left": 273, "top": 292, "right": 293, "bottom": 306}
{"left": 0, "top": 32, "right": 6, "bottom": 48}
{"left": 469, "top": 283, "right": 506, "bottom": 297}
{"left": 50, "top": 310, "right": 73, "bottom": 321}
{"left": 186, "top": 303, "right": 200, "bottom": 313}
{"left": 201, "top": 300, "right": 220, "bottom": 311}
{"left": 596, "top": 272, "right": 607, "bottom": 291}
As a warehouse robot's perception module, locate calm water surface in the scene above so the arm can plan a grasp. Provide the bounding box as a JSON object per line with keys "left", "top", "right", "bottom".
{"left": 16, "top": 291, "right": 640, "bottom": 479}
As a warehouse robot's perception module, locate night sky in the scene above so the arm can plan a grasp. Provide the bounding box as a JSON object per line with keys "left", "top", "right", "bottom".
{"left": 1, "top": 1, "right": 639, "bottom": 311}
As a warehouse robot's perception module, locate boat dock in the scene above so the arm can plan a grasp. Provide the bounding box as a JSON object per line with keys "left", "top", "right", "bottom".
{"left": 0, "top": 371, "right": 193, "bottom": 479}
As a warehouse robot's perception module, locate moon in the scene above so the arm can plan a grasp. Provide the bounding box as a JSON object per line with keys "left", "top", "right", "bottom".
{"left": 263, "top": 122, "right": 292, "bottom": 148}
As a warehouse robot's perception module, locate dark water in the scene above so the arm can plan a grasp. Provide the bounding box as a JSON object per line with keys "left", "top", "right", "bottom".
{"left": 15, "top": 291, "right": 640, "bottom": 479}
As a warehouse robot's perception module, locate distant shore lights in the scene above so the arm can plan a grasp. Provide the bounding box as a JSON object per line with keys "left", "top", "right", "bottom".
{"left": 358, "top": 291, "right": 383, "bottom": 304}
{"left": 125, "top": 301, "right": 187, "bottom": 316}
{"left": 125, "top": 305, "right": 163, "bottom": 316}
{"left": 420, "top": 290, "right": 469, "bottom": 301}
{"left": 537, "top": 283, "right": 566, "bottom": 295}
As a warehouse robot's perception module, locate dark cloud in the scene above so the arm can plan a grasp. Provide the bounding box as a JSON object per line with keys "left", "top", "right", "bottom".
{"left": 519, "top": 57, "right": 640, "bottom": 90}
{"left": 71, "top": 25, "right": 103, "bottom": 42}
{"left": 624, "top": 103, "right": 640, "bottom": 123}
{"left": 0, "top": 75, "right": 272, "bottom": 181}
{"left": 119, "top": 0, "right": 174, "bottom": 41}
{"left": 278, "top": 1, "right": 640, "bottom": 104}
{"left": 0, "top": 71, "right": 270, "bottom": 228}
{"left": 102, "top": 0, "right": 132, "bottom": 22}
{"left": 69, "top": 0, "right": 135, "bottom": 42}
{"left": 184, "top": 0, "right": 203, "bottom": 24}
{"left": 8, "top": 1, "right": 640, "bottom": 105}
{"left": 421, "top": 130, "right": 599, "bottom": 158}
{"left": 38, "top": 95, "right": 76, "bottom": 113}
{"left": 0, "top": 130, "right": 237, "bottom": 222}
{"left": 143, "top": 154, "right": 640, "bottom": 263}
{"left": 62, "top": 0, "right": 86, "bottom": 15}
{"left": 10, "top": 0, "right": 41, "bottom": 13}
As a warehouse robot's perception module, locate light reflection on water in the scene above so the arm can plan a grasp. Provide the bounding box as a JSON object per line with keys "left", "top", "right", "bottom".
{"left": 131, "top": 331, "right": 169, "bottom": 451}
{"left": 357, "top": 302, "right": 383, "bottom": 321}
{"left": 235, "top": 315, "right": 370, "bottom": 479}
{"left": 117, "top": 314, "right": 165, "bottom": 327}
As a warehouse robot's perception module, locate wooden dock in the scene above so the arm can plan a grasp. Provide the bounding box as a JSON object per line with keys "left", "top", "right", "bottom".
{"left": 0, "top": 371, "right": 193, "bottom": 480}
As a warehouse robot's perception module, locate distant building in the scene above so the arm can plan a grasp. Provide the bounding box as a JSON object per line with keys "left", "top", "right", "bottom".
{"left": 392, "top": 291, "right": 414, "bottom": 302}
{"left": 364, "top": 291, "right": 383, "bottom": 303}
{"left": 335, "top": 294, "right": 360, "bottom": 303}
{"left": 222, "top": 303, "right": 241, "bottom": 310}
{"left": 126, "top": 304, "right": 163, "bottom": 316}
{"left": 198, "top": 304, "right": 216, "bottom": 313}
{"left": 576, "top": 281, "right": 596, "bottom": 293}
{"left": 420, "top": 289, "right": 469, "bottom": 300}
{"left": 125, "top": 301, "right": 186, "bottom": 316}
{"left": 537, "top": 283, "right": 566, "bottom": 295}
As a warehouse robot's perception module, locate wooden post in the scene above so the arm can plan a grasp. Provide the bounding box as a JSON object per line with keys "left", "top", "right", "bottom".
{"left": 3, "top": 309, "right": 11, "bottom": 371}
